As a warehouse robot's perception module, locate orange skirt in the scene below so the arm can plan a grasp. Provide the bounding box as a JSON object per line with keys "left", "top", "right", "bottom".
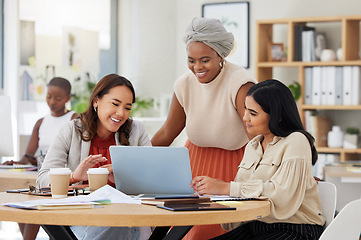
{"left": 183, "top": 139, "right": 245, "bottom": 240}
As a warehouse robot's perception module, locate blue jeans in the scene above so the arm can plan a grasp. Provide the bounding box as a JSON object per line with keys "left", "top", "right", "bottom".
{"left": 70, "top": 226, "right": 151, "bottom": 240}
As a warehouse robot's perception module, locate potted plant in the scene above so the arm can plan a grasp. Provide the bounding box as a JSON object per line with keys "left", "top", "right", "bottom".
{"left": 288, "top": 81, "right": 301, "bottom": 101}
{"left": 130, "top": 97, "right": 155, "bottom": 117}
{"left": 343, "top": 127, "right": 359, "bottom": 149}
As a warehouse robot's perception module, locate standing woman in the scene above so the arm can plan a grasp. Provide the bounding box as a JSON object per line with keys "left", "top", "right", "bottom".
{"left": 151, "top": 17, "right": 256, "bottom": 239}
{"left": 37, "top": 74, "right": 151, "bottom": 240}
{"left": 192, "top": 80, "right": 325, "bottom": 240}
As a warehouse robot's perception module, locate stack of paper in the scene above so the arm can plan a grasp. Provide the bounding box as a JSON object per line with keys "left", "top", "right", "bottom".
{"left": 4, "top": 185, "right": 141, "bottom": 210}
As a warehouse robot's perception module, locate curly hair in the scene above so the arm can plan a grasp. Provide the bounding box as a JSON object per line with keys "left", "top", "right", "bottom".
{"left": 75, "top": 74, "right": 136, "bottom": 145}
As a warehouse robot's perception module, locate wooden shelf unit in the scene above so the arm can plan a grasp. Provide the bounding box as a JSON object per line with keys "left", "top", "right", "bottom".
{"left": 256, "top": 15, "right": 361, "bottom": 162}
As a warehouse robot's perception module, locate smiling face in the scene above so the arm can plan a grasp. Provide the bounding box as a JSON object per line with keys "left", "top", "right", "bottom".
{"left": 243, "top": 96, "right": 272, "bottom": 138}
{"left": 187, "top": 41, "right": 223, "bottom": 84}
{"left": 93, "top": 85, "right": 133, "bottom": 139}
{"left": 46, "top": 85, "right": 70, "bottom": 117}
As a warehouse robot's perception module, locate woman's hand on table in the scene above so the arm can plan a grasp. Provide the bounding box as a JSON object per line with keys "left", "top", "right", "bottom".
{"left": 72, "top": 154, "right": 107, "bottom": 181}
{"left": 2, "top": 160, "right": 17, "bottom": 165}
{"left": 101, "top": 164, "right": 114, "bottom": 183}
{"left": 190, "top": 176, "right": 230, "bottom": 196}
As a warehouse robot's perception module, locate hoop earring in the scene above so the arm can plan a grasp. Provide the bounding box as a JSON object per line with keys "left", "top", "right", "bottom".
{"left": 219, "top": 61, "right": 224, "bottom": 69}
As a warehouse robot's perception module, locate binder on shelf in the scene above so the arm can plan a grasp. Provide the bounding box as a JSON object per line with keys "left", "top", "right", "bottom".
{"left": 302, "top": 31, "right": 309, "bottom": 61}
{"left": 302, "top": 30, "right": 316, "bottom": 61}
{"left": 309, "top": 31, "right": 316, "bottom": 61}
{"left": 325, "top": 66, "right": 337, "bottom": 105}
{"left": 304, "top": 67, "right": 313, "bottom": 105}
{"left": 311, "top": 66, "right": 322, "bottom": 105}
{"left": 335, "top": 67, "right": 343, "bottom": 105}
{"left": 294, "top": 25, "right": 315, "bottom": 61}
{"left": 351, "top": 66, "right": 361, "bottom": 105}
{"left": 343, "top": 66, "right": 353, "bottom": 105}
{"left": 305, "top": 111, "right": 315, "bottom": 136}
{"left": 321, "top": 67, "right": 328, "bottom": 105}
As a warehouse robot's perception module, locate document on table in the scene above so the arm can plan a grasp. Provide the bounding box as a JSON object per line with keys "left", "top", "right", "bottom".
{"left": 4, "top": 196, "right": 107, "bottom": 210}
{"left": 86, "top": 185, "right": 140, "bottom": 204}
{"left": 4, "top": 185, "right": 141, "bottom": 210}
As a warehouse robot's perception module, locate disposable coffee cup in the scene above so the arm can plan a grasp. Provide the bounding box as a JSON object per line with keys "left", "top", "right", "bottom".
{"left": 49, "top": 168, "right": 71, "bottom": 198}
{"left": 87, "top": 168, "right": 109, "bottom": 191}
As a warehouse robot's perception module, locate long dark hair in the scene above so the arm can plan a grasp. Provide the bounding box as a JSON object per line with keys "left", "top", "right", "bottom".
{"left": 76, "top": 74, "right": 136, "bottom": 145}
{"left": 247, "top": 79, "right": 317, "bottom": 165}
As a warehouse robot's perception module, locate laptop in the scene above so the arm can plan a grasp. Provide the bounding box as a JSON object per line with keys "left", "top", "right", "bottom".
{"left": 110, "top": 146, "right": 195, "bottom": 196}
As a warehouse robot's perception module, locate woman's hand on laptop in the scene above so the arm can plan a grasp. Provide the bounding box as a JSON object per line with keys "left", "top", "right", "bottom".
{"left": 72, "top": 154, "right": 108, "bottom": 181}
{"left": 190, "top": 176, "right": 230, "bottom": 196}
{"left": 101, "top": 164, "right": 114, "bottom": 183}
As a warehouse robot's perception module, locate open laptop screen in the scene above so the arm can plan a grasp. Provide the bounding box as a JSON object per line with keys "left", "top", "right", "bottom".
{"left": 110, "top": 146, "right": 194, "bottom": 196}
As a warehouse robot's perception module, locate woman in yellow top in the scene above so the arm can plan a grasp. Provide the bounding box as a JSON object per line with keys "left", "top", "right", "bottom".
{"left": 151, "top": 17, "right": 256, "bottom": 240}
{"left": 191, "top": 79, "right": 325, "bottom": 240}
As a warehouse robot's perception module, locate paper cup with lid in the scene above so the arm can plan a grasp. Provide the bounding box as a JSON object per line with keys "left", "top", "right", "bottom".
{"left": 87, "top": 168, "right": 109, "bottom": 191}
{"left": 49, "top": 168, "right": 71, "bottom": 198}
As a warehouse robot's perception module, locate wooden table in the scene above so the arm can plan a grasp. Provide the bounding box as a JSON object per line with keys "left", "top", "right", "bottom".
{"left": 0, "top": 192, "right": 270, "bottom": 240}
{"left": 324, "top": 166, "right": 361, "bottom": 183}
{"left": 0, "top": 169, "right": 37, "bottom": 192}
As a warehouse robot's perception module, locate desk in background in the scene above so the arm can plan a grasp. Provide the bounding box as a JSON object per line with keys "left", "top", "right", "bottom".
{"left": 324, "top": 166, "right": 361, "bottom": 212}
{"left": 0, "top": 169, "right": 37, "bottom": 192}
{"left": 0, "top": 192, "right": 270, "bottom": 240}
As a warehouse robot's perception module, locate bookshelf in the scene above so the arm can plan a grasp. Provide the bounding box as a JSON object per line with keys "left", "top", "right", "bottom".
{"left": 256, "top": 15, "right": 361, "bottom": 162}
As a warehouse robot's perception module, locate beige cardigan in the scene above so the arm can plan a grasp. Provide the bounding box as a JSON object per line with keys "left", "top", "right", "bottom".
{"left": 224, "top": 132, "right": 325, "bottom": 230}
{"left": 37, "top": 119, "right": 151, "bottom": 188}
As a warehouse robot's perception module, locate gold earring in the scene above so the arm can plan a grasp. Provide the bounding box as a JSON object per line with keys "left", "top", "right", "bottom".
{"left": 219, "top": 61, "right": 224, "bottom": 69}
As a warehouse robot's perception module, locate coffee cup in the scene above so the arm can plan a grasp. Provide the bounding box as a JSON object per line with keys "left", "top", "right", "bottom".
{"left": 49, "top": 168, "right": 71, "bottom": 198}
{"left": 87, "top": 168, "right": 109, "bottom": 191}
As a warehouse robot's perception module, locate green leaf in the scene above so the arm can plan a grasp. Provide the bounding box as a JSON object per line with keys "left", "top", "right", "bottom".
{"left": 288, "top": 82, "right": 301, "bottom": 101}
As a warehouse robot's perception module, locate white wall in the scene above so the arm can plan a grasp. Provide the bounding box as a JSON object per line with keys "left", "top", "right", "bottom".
{"left": 119, "top": 0, "right": 361, "bottom": 98}
{"left": 3, "top": 0, "right": 20, "bottom": 160}
{"left": 118, "top": 0, "right": 361, "bottom": 132}
{"left": 118, "top": 0, "right": 177, "bottom": 100}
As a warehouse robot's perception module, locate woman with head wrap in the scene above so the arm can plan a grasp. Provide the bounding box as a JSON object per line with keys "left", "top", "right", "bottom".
{"left": 152, "top": 17, "right": 257, "bottom": 239}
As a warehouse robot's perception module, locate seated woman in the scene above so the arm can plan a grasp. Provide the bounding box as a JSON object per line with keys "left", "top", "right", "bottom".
{"left": 191, "top": 79, "right": 325, "bottom": 240}
{"left": 3, "top": 77, "right": 77, "bottom": 240}
{"left": 37, "top": 74, "right": 151, "bottom": 240}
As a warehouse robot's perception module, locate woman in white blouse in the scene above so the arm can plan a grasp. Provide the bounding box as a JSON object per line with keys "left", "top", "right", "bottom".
{"left": 191, "top": 79, "right": 325, "bottom": 240}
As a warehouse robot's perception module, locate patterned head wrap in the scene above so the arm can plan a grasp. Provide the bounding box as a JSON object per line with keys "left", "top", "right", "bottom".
{"left": 184, "top": 17, "right": 234, "bottom": 58}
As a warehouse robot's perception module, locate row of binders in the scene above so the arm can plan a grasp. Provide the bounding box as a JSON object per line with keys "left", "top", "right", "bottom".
{"left": 304, "top": 66, "right": 361, "bottom": 105}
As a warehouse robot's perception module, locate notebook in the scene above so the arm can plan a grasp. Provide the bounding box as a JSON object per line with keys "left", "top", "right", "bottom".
{"left": 156, "top": 203, "right": 236, "bottom": 211}
{"left": 110, "top": 146, "right": 195, "bottom": 196}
